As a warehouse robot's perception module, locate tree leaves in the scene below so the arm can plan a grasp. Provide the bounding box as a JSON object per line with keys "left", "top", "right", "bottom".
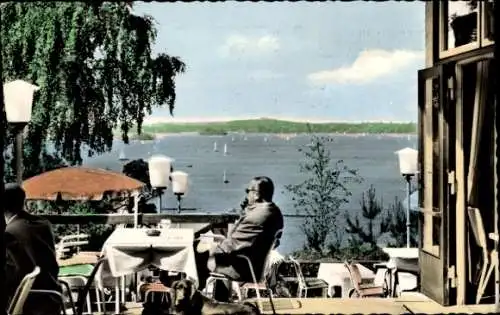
{"left": 284, "top": 134, "right": 363, "bottom": 252}
{"left": 1, "top": 2, "right": 185, "bottom": 169}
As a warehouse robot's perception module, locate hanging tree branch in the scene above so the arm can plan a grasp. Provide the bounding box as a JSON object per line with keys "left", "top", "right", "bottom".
{"left": 0, "top": 2, "right": 186, "bottom": 171}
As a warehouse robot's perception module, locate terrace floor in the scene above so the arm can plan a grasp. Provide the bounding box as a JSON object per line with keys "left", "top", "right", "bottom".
{"left": 114, "top": 292, "right": 499, "bottom": 314}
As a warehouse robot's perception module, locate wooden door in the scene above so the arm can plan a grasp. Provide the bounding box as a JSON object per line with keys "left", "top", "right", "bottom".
{"left": 417, "top": 65, "right": 455, "bottom": 305}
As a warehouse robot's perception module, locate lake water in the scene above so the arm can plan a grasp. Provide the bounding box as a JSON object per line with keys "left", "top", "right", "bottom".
{"left": 83, "top": 133, "right": 417, "bottom": 254}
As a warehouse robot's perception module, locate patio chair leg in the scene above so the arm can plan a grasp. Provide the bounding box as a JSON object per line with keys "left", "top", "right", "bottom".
{"left": 95, "top": 288, "right": 102, "bottom": 314}
{"left": 85, "top": 294, "right": 91, "bottom": 314}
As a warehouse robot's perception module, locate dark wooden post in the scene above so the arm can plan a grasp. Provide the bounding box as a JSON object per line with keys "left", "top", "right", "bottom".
{"left": 0, "top": 6, "right": 7, "bottom": 313}
{"left": 495, "top": 1, "right": 499, "bottom": 310}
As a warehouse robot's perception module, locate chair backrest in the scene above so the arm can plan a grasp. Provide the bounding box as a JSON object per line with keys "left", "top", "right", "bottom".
{"left": 8, "top": 266, "right": 41, "bottom": 315}
{"left": 261, "top": 229, "right": 285, "bottom": 282}
{"left": 75, "top": 258, "right": 106, "bottom": 315}
{"left": 344, "top": 262, "right": 362, "bottom": 291}
{"left": 58, "top": 276, "right": 87, "bottom": 288}
{"left": 262, "top": 229, "right": 284, "bottom": 276}
{"left": 57, "top": 234, "right": 89, "bottom": 258}
{"left": 288, "top": 256, "right": 306, "bottom": 288}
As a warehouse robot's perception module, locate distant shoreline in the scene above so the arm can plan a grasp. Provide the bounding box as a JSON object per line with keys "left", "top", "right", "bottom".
{"left": 139, "top": 118, "right": 417, "bottom": 136}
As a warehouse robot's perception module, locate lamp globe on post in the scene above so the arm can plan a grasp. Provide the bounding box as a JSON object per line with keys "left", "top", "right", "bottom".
{"left": 3, "top": 80, "right": 40, "bottom": 184}
{"left": 148, "top": 155, "right": 173, "bottom": 212}
{"left": 171, "top": 171, "right": 189, "bottom": 213}
{"left": 395, "top": 147, "right": 419, "bottom": 248}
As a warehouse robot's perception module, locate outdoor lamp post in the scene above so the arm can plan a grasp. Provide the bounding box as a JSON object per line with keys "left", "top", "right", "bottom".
{"left": 395, "top": 147, "right": 419, "bottom": 248}
{"left": 3, "top": 80, "right": 40, "bottom": 184}
{"left": 171, "top": 171, "right": 189, "bottom": 213}
{"left": 148, "top": 155, "right": 173, "bottom": 212}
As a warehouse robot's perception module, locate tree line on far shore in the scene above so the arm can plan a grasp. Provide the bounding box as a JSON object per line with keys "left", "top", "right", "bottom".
{"left": 142, "top": 119, "right": 417, "bottom": 135}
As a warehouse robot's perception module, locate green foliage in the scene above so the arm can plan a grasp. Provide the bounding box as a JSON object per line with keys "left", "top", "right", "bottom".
{"left": 285, "top": 134, "right": 362, "bottom": 252}
{"left": 122, "top": 158, "right": 151, "bottom": 190}
{"left": 3, "top": 148, "right": 67, "bottom": 183}
{"left": 129, "top": 132, "right": 156, "bottom": 141}
{"left": 384, "top": 196, "right": 419, "bottom": 247}
{"left": 345, "top": 185, "right": 389, "bottom": 247}
{"left": 143, "top": 119, "right": 417, "bottom": 134}
{"left": 27, "top": 200, "right": 115, "bottom": 251}
{"left": 1, "top": 2, "right": 185, "bottom": 169}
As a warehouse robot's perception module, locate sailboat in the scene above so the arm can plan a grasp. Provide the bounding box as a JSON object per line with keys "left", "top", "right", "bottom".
{"left": 231, "top": 136, "right": 235, "bottom": 142}
{"left": 118, "top": 149, "right": 128, "bottom": 161}
{"left": 223, "top": 170, "right": 229, "bottom": 184}
{"left": 264, "top": 137, "right": 268, "bottom": 142}
{"left": 213, "top": 142, "right": 218, "bottom": 152}
{"left": 223, "top": 143, "right": 228, "bottom": 156}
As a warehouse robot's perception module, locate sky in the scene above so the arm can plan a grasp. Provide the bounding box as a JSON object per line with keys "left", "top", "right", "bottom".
{"left": 134, "top": 1, "right": 425, "bottom": 123}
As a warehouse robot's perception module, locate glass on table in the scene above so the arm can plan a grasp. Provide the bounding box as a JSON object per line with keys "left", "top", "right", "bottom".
{"left": 158, "top": 219, "right": 172, "bottom": 229}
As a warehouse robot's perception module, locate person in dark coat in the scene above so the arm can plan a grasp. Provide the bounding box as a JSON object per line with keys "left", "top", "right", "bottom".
{"left": 3, "top": 183, "right": 61, "bottom": 315}
{"left": 195, "top": 176, "right": 284, "bottom": 301}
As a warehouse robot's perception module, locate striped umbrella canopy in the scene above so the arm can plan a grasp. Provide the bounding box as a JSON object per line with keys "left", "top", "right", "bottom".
{"left": 22, "top": 167, "right": 145, "bottom": 201}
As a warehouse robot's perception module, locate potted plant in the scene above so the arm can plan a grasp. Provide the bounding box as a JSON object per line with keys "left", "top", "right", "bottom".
{"left": 449, "top": 1, "right": 478, "bottom": 47}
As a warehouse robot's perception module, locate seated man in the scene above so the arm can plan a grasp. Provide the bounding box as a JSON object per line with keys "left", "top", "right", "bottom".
{"left": 195, "top": 176, "right": 284, "bottom": 301}
{"left": 4, "top": 183, "right": 61, "bottom": 315}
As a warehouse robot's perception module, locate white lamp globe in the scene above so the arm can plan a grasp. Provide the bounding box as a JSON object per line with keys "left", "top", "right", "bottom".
{"left": 148, "top": 155, "right": 173, "bottom": 189}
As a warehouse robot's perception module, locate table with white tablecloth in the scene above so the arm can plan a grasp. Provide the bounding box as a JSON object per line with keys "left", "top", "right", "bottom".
{"left": 97, "top": 228, "right": 198, "bottom": 314}
{"left": 317, "top": 263, "right": 375, "bottom": 297}
{"left": 379, "top": 247, "right": 419, "bottom": 296}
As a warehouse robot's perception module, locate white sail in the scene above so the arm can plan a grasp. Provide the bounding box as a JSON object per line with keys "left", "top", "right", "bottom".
{"left": 223, "top": 170, "right": 229, "bottom": 183}
{"left": 224, "top": 143, "right": 228, "bottom": 156}
{"left": 213, "top": 142, "right": 218, "bottom": 152}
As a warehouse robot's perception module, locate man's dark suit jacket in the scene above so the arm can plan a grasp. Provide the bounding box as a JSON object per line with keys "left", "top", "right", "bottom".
{"left": 5, "top": 210, "right": 61, "bottom": 315}
{"left": 210, "top": 201, "right": 284, "bottom": 282}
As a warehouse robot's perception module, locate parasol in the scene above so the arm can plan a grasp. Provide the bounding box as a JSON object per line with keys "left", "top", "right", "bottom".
{"left": 22, "top": 167, "right": 145, "bottom": 201}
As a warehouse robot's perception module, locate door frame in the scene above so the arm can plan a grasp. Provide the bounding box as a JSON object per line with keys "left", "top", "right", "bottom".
{"left": 454, "top": 52, "right": 495, "bottom": 304}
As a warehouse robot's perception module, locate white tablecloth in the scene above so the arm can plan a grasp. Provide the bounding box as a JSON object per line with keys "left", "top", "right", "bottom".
{"left": 317, "top": 263, "right": 375, "bottom": 297}
{"left": 381, "top": 247, "right": 419, "bottom": 293}
{"left": 99, "top": 227, "right": 198, "bottom": 286}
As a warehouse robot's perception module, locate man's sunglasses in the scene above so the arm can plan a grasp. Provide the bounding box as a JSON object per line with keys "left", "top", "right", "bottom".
{"left": 245, "top": 188, "right": 257, "bottom": 193}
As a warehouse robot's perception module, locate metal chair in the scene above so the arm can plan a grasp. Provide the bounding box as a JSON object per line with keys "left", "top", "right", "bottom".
{"left": 139, "top": 281, "right": 172, "bottom": 304}
{"left": 29, "top": 287, "right": 69, "bottom": 315}
{"left": 344, "top": 261, "right": 388, "bottom": 298}
{"left": 8, "top": 266, "right": 41, "bottom": 315}
{"left": 205, "top": 229, "right": 283, "bottom": 314}
{"left": 289, "top": 256, "right": 328, "bottom": 298}
{"left": 59, "top": 275, "right": 103, "bottom": 314}
{"left": 56, "top": 234, "right": 89, "bottom": 260}
{"left": 74, "top": 258, "right": 107, "bottom": 315}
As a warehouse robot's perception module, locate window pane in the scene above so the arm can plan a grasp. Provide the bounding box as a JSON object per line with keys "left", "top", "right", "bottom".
{"left": 446, "top": 1, "right": 478, "bottom": 49}
{"left": 484, "top": 1, "right": 495, "bottom": 41}
{"left": 432, "top": 216, "right": 441, "bottom": 246}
